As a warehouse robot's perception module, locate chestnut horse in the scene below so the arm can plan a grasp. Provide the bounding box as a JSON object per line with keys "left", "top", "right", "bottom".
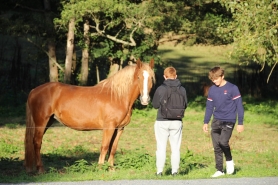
{"left": 24, "top": 59, "right": 155, "bottom": 173}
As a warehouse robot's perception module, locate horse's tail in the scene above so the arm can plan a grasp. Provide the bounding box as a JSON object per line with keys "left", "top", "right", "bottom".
{"left": 24, "top": 101, "right": 36, "bottom": 172}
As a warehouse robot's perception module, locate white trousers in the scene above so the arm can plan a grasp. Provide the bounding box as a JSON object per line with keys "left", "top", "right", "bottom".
{"left": 154, "top": 120, "right": 183, "bottom": 174}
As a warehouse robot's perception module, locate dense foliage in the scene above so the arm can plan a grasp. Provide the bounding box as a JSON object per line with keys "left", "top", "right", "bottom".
{"left": 216, "top": 0, "right": 278, "bottom": 82}
{"left": 0, "top": 0, "right": 277, "bottom": 106}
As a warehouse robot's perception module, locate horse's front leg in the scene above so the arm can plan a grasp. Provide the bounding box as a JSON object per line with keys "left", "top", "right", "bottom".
{"left": 107, "top": 128, "right": 124, "bottom": 166}
{"left": 98, "top": 129, "right": 115, "bottom": 165}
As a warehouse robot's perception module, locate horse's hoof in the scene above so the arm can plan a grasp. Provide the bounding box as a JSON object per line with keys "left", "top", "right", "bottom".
{"left": 109, "top": 166, "right": 115, "bottom": 171}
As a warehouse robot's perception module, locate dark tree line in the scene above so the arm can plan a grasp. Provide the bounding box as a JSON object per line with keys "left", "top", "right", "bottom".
{"left": 0, "top": 0, "right": 277, "bottom": 106}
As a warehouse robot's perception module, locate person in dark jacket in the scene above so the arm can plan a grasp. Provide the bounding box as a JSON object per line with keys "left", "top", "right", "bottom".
{"left": 152, "top": 67, "right": 187, "bottom": 176}
{"left": 203, "top": 66, "right": 244, "bottom": 178}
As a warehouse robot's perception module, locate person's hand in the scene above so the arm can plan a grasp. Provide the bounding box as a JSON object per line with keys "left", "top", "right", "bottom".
{"left": 203, "top": 124, "right": 209, "bottom": 133}
{"left": 237, "top": 125, "right": 244, "bottom": 133}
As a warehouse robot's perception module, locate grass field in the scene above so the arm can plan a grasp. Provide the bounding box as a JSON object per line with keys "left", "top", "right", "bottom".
{"left": 1, "top": 103, "right": 278, "bottom": 183}
{"left": 0, "top": 45, "right": 278, "bottom": 183}
{"left": 156, "top": 44, "right": 241, "bottom": 99}
{"left": 158, "top": 44, "right": 235, "bottom": 79}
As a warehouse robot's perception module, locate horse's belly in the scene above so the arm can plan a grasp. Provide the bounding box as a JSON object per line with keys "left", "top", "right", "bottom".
{"left": 53, "top": 102, "right": 128, "bottom": 130}
{"left": 53, "top": 114, "right": 103, "bottom": 131}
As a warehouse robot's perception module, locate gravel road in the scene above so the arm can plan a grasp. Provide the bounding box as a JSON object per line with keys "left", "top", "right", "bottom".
{"left": 1, "top": 177, "right": 278, "bottom": 185}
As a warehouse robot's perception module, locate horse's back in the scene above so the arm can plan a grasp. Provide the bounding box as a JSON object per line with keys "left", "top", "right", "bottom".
{"left": 28, "top": 82, "right": 102, "bottom": 110}
{"left": 27, "top": 82, "right": 127, "bottom": 130}
{"left": 28, "top": 82, "right": 63, "bottom": 103}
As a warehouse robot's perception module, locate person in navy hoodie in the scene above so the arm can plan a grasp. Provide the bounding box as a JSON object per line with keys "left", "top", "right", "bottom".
{"left": 203, "top": 66, "right": 244, "bottom": 178}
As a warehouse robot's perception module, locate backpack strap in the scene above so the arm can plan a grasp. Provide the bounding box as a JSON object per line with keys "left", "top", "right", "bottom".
{"left": 162, "top": 84, "right": 172, "bottom": 99}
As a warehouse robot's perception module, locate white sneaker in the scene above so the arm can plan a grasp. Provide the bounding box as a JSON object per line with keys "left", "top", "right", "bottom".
{"left": 226, "top": 160, "right": 235, "bottom": 174}
{"left": 211, "top": 171, "right": 225, "bottom": 177}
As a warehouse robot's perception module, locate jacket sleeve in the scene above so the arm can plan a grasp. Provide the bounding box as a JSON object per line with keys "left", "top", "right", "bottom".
{"left": 233, "top": 86, "right": 244, "bottom": 125}
{"left": 204, "top": 88, "right": 214, "bottom": 124}
{"left": 152, "top": 86, "right": 164, "bottom": 109}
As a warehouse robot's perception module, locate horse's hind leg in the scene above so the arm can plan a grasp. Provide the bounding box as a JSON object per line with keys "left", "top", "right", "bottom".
{"left": 44, "top": 115, "right": 55, "bottom": 134}
{"left": 33, "top": 117, "right": 54, "bottom": 173}
{"left": 108, "top": 128, "right": 124, "bottom": 166}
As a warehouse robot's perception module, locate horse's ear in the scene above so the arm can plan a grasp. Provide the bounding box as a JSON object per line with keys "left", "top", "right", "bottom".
{"left": 149, "top": 58, "right": 154, "bottom": 69}
{"left": 136, "top": 58, "right": 142, "bottom": 68}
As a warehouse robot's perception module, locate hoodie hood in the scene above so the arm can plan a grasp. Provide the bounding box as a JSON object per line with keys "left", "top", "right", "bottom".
{"left": 163, "top": 79, "right": 181, "bottom": 87}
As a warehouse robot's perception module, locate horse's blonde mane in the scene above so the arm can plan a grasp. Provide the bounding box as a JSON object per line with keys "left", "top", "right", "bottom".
{"left": 97, "top": 63, "right": 155, "bottom": 99}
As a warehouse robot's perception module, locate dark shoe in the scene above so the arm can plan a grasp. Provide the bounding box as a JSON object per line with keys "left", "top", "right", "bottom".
{"left": 172, "top": 172, "right": 178, "bottom": 176}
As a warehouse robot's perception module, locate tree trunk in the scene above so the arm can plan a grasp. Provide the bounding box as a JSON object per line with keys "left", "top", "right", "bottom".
{"left": 44, "top": 0, "right": 58, "bottom": 82}
{"left": 48, "top": 40, "right": 58, "bottom": 82}
{"left": 107, "top": 58, "right": 120, "bottom": 78}
{"left": 72, "top": 48, "right": 77, "bottom": 71}
{"left": 128, "top": 55, "right": 136, "bottom": 65}
{"left": 96, "top": 64, "right": 100, "bottom": 83}
{"left": 64, "top": 18, "right": 75, "bottom": 84}
{"left": 80, "top": 20, "right": 90, "bottom": 85}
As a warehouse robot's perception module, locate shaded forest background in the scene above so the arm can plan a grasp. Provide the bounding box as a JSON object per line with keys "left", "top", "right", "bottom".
{"left": 1, "top": 0, "right": 278, "bottom": 108}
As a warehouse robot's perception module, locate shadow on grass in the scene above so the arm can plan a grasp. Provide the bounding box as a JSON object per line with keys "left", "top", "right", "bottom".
{"left": 233, "top": 166, "right": 242, "bottom": 175}
{"left": 0, "top": 150, "right": 103, "bottom": 179}
{"left": 0, "top": 148, "right": 209, "bottom": 181}
{"left": 158, "top": 45, "right": 278, "bottom": 102}
{"left": 0, "top": 157, "right": 25, "bottom": 177}
{"left": 42, "top": 152, "right": 100, "bottom": 172}
{"left": 164, "top": 162, "right": 208, "bottom": 176}
{"left": 0, "top": 149, "right": 153, "bottom": 177}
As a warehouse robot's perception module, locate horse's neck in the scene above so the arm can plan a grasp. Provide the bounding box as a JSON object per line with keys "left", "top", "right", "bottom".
{"left": 127, "top": 82, "right": 140, "bottom": 105}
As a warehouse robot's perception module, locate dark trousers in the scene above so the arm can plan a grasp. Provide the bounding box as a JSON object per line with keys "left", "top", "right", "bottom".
{"left": 211, "top": 119, "right": 235, "bottom": 172}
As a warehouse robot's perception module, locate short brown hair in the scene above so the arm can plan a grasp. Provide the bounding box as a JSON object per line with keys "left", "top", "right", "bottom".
{"left": 164, "top": 67, "right": 177, "bottom": 78}
{"left": 208, "top": 66, "right": 224, "bottom": 80}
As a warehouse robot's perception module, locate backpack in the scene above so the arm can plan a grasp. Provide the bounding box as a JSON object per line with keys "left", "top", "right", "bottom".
{"left": 161, "top": 85, "right": 187, "bottom": 119}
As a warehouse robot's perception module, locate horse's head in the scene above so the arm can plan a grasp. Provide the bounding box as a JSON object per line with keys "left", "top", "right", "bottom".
{"left": 135, "top": 58, "right": 155, "bottom": 105}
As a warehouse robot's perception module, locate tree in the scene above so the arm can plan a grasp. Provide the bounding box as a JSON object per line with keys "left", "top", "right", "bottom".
{"left": 0, "top": 0, "right": 62, "bottom": 87}
{"left": 44, "top": 0, "right": 59, "bottom": 82}
{"left": 216, "top": 0, "right": 278, "bottom": 82}
{"left": 64, "top": 18, "right": 75, "bottom": 84}
{"left": 0, "top": 0, "right": 232, "bottom": 87}
{"left": 80, "top": 20, "right": 90, "bottom": 85}
{"left": 55, "top": 0, "right": 156, "bottom": 80}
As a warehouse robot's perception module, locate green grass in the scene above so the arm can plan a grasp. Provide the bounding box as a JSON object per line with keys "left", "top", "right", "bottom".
{"left": 157, "top": 44, "right": 236, "bottom": 81}
{"left": 156, "top": 44, "right": 243, "bottom": 100}
{"left": 0, "top": 97, "right": 278, "bottom": 183}
{"left": 0, "top": 44, "right": 278, "bottom": 183}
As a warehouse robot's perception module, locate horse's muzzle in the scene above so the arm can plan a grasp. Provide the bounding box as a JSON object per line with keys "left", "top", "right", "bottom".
{"left": 140, "top": 95, "right": 150, "bottom": 105}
